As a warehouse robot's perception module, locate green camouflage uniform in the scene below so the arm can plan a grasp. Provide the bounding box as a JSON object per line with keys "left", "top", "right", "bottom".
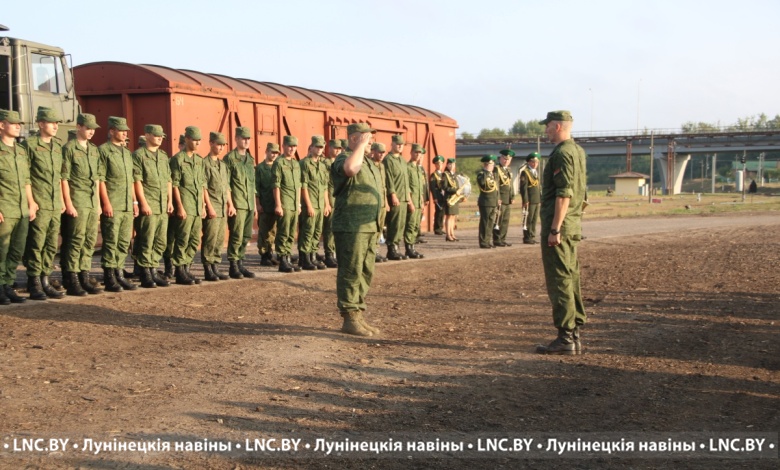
{"left": 540, "top": 138, "right": 588, "bottom": 331}
{"left": 477, "top": 167, "right": 499, "bottom": 248}
{"left": 374, "top": 161, "right": 387, "bottom": 251}
{"left": 298, "top": 155, "right": 328, "bottom": 253}
{"left": 382, "top": 152, "right": 409, "bottom": 247}
{"left": 21, "top": 136, "right": 63, "bottom": 276}
{"left": 201, "top": 155, "right": 230, "bottom": 264}
{"left": 98, "top": 141, "right": 135, "bottom": 269}
{"left": 321, "top": 157, "right": 336, "bottom": 256}
{"left": 493, "top": 163, "right": 514, "bottom": 244}
{"left": 132, "top": 147, "right": 171, "bottom": 268}
{"left": 61, "top": 138, "right": 100, "bottom": 273}
{"left": 272, "top": 156, "right": 301, "bottom": 256}
{"left": 403, "top": 161, "right": 426, "bottom": 244}
{"left": 254, "top": 159, "right": 277, "bottom": 256}
{"left": 224, "top": 149, "right": 255, "bottom": 261}
{"left": 0, "top": 141, "right": 31, "bottom": 286}
{"left": 169, "top": 151, "right": 205, "bottom": 266}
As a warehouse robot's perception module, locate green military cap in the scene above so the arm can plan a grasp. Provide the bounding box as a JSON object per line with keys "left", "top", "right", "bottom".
{"left": 370, "top": 142, "right": 386, "bottom": 152}
{"left": 447, "top": 157, "right": 456, "bottom": 164}
{"left": 209, "top": 131, "right": 227, "bottom": 144}
{"left": 432, "top": 155, "right": 445, "bottom": 163}
{"left": 310, "top": 135, "right": 326, "bottom": 147}
{"left": 340, "top": 139, "right": 349, "bottom": 149}
{"left": 77, "top": 113, "right": 101, "bottom": 129}
{"left": 526, "top": 151, "right": 541, "bottom": 162}
{"left": 0, "top": 109, "right": 22, "bottom": 124}
{"left": 283, "top": 135, "right": 298, "bottom": 146}
{"left": 391, "top": 134, "right": 405, "bottom": 144}
{"left": 410, "top": 143, "right": 424, "bottom": 153}
{"left": 108, "top": 116, "right": 130, "bottom": 131}
{"left": 347, "top": 123, "right": 375, "bottom": 135}
{"left": 328, "top": 139, "right": 342, "bottom": 149}
{"left": 499, "top": 149, "right": 515, "bottom": 157}
{"left": 144, "top": 124, "right": 166, "bottom": 137}
{"left": 480, "top": 154, "right": 497, "bottom": 163}
{"left": 36, "top": 106, "right": 62, "bottom": 123}
{"left": 67, "top": 129, "right": 78, "bottom": 140}
{"left": 138, "top": 135, "right": 147, "bottom": 146}
{"left": 266, "top": 142, "right": 280, "bottom": 152}
{"left": 539, "top": 110, "right": 573, "bottom": 125}
{"left": 184, "top": 126, "right": 201, "bottom": 140}
{"left": 235, "top": 126, "right": 251, "bottom": 138}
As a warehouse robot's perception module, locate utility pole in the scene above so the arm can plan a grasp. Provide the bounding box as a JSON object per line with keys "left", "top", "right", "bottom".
{"left": 741, "top": 151, "right": 747, "bottom": 202}
{"left": 648, "top": 132, "right": 654, "bottom": 203}
{"left": 711, "top": 153, "right": 717, "bottom": 194}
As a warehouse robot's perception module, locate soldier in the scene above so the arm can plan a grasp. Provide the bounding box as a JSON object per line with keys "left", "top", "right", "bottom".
{"left": 255, "top": 142, "right": 280, "bottom": 267}
{"left": 382, "top": 134, "right": 410, "bottom": 260}
{"left": 61, "top": 113, "right": 109, "bottom": 295}
{"left": 403, "top": 143, "right": 426, "bottom": 259}
{"left": 201, "top": 131, "right": 235, "bottom": 281}
{"left": 441, "top": 158, "right": 461, "bottom": 242}
{"left": 133, "top": 124, "right": 173, "bottom": 288}
{"left": 224, "top": 126, "right": 256, "bottom": 279}
{"left": 332, "top": 123, "right": 382, "bottom": 336}
{"left": 493, "top": 149, "right": 515, "bottom": 247}
{"left": 273, "top": 135, "right": 302, "bottom": 273}
{"left": 535, "top": 111, "right": 587, "bottom": 355}
{"left": 520, "top": 152, "right": 542, "bottom": 244}
{"left": 429, "top": 155, "right": 446, "bottom": 235}
{"left": 0, "top": 109, "right": 38, "bottom": 304}
{"left": 161, "top": 133, "right": 189, "bottom": 279}
{"left": 320, "top": 139, "right": 342, "bottom": 268}
{"left": 477, "top": 155, "right": 499, "bottom": 249}
{"left": 369, "top": 142, "right": 389, "bottom": 263}
{"left": 98, "top": 116, "right": 139, "bottom": 292}
{"left": 21, "top": 107, "right": 66, "bottom": 301}
{"left": 298, "top": 135, "right": 331, "bottom": 270}
{"left": 169, "top": 126, "right": 206, "bottom": 285}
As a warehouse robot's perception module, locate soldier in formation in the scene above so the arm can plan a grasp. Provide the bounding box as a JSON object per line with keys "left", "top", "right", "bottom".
{"left": 476, "top": 155, "right": 499, "bottom": 249}
{"left": 520, "top": 152, "right": 542, "bottom": 244}
{"left": 493, "top": 149, "right": 515, "bottom": 247}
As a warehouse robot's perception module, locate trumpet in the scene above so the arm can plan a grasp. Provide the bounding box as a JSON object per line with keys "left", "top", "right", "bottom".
{"left": 521, "top": 207, "right": 528, "bottom": 230}
{"left": 493, "top": 204, "right": 501, "bottom": 231}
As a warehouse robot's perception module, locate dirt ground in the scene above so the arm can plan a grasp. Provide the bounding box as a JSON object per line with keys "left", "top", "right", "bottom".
{"left": 0, "top": 213, "right": 778, "bottom": 469}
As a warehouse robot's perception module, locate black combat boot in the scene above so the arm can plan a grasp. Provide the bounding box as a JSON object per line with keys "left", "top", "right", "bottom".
{"left": 27, "top": 275, "right": 47, "bottom": 301}
{"left": 229, "top": 260, "right": 243, "bottom": 279}
{"left": 386, "top": 244, "right": 404, "bottom": 261}
{"left": 0, "top": 285, "right": 10, "bottom": 305}
{"left": 114, "top": 268, "right": 137, "bottom": 291}
{"left": 163, "top": 257, "right": 174, "bottom": 280}
{"left": 186, "top": 264, "right": 201, "bottom": 284}
{"left": 405, "top": 243, "right": 423, "bottom": 259}
{"left": 175, "top": 265, "right": 194, "bottom": 285}
{"left": 4, "top": 285, "right": 26, "bottom": 303}
{"left": 311, "top": 253, "right": 327, "bottom": 270}
{"left": 260, "top": 252, "right": 274, "bottom": 267}
{"left": 79, "top": 271, "right": 103, "bottom": 294}
{"left": 139, "top": 268, "right": 157, "bottom": 289}
{"left": 41, "top": 275, "right": 64, "bottom": 299}
{"left": 103, "top": 267, "right": 123, "bottom": 293}
{"left": 279, "top": 255, "right": 301, "bottom": 273}
{"left": 573, "top": 326, "right": 583, "bottom": 355}
{"left": 151, "top": 268, "right": 170, "bottom": 287}
{"left": 203, "top": 263, "right": 219, "bottom": 281}
{"left": 66, "top": 272, "right": 87, "bottom": 296}
{"left": 535, "top": 328, "right": 577, "bottom": 355}
{"left": 324, "top": 253, "right": 338, "bottom": 268}
{"left": 238, "top": 260, "right": 256, "bottom": 278}
{"left": 212, "top": 263, "right": 229, "bottom": 280}
{"left": 300, "top": 252, "right": 317, "bottom": 271}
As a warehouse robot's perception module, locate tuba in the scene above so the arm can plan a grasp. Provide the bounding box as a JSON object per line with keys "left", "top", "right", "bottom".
{"left": 447, "top": 174, "right": 471, "bottom": 207}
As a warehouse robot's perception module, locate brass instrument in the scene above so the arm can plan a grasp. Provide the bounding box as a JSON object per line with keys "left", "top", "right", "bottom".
{"left": 493, "top": 204, "right": 501, "bottom": 231}
{"left": 447, "top": 174, "right": 471, "bottom": 207}
{"left": 521, "top": 207, "right": 528, "bottom": 230}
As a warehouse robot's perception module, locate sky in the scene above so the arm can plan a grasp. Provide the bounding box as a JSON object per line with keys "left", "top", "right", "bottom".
{"left": 3, "top": 0, "right": 779, "bottom": 136}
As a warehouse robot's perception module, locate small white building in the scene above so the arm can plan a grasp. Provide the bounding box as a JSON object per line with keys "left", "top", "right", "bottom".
{"left": 609, "top": 171, "right": 650, "bottom": 196}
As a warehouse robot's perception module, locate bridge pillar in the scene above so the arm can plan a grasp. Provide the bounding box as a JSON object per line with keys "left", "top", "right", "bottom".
{"left": 655, "top": 152, "right": 691, "bottom": 195}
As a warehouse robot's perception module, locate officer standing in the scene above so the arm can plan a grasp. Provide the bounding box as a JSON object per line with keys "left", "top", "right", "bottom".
{"left": 320, "top": 139, "right": 342, "bottom": 268}
{"left": 441, "top": 158, "right": 461, "bottom": 242}
{"left": 298, "top": 135, "right": 330, "bottom": 270}
{"left": 273, "top": 135, "right": 302, "bottom": 273}
{"left": 520, "top": 152, "right": 542, "bottom": 244}
{"left": 169, "top": 126, "right": 206, "bottom": 285}
{"left": 255, "top": 142, "right": 280, "bottom": 267}
{"left": 477, "top": 155, "right": 499, "bottom": 249}
{"left": 0, "top": 109, "right": 38, "bottom": 304}
{"left": 98, "top": 117, "right": 138, "bottom": 292}
{"left": 382, "top": 135, "right": 410, "bottom": 261}
{"left": 493, "top": 149, "right": 515, "bottom": 247}
{"left": 133, "top": 124, "right": 173, "bottom": 288}
{"left": 369, "top": 142, "right": 389, "bottom": 263}
{"left": 535, "top": 111, "right": 588, "bottom": 355}
{"left": 429, "top": 155, "right": 446, "bottom": 235}
{"left": 332, "top": 123, "right": 382, "bottom": 336}
{"left": 403, "top": 143, "right": 426, "bottom": 259}
{"left": 224, "top": 127, "right": 256, "bottom": 279}
{"left": 201, "top": 131, "right": 235, "bottom": 281}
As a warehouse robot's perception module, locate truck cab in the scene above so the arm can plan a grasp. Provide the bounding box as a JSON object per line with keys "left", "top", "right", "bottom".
{"left": 0, "top": 27, "right": 79, "bottom": 140}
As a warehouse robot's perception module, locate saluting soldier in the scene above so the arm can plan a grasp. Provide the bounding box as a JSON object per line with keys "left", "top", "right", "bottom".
{"left": 61, "top": 113, "right": 110, "bottom": 295}
{"left": 255, "top": 142, "right": 280, "bottom": 267}
{"left": 98, "top": 117, "right": 138, "bottom": 292}
{"left": 0, "top": 109, "right": 38, "bottom": 304}
{"left": 477, "top": 155, "right": 499, "bottom": 249}
{"left": 273, "top": 135, "right": 302, "bottom": 273}
{"left": 168, "top": 126, "right": 206, "bottom": 285}
{"left": 520, "top": 152, "right": 542, "bottom": 244}
{"left": 320, "top": 139, "right": 341, "bottom": 268}
{"left": 224, "top": 126, "right": 256, "bottom": 279}
{"left": 201, "top": 131, "right": 235, "bottom": 281}
{"left": 21, "top": 107, "right": 66, "bottom": 301}
{"left": 332, "top": 123, "right": 383, "bottom": 337}
{"left": 369, "top": 142, "right": 389, "bottom": 263}
{"left": 429, "top": 155, "right": 446, "bottom": 235}
{"left": 493, "top": 149, "right": 515, "bottom": 247}
{"left": 403, "top": 143, "right": 426, "bottom": 259}
{"left": 133, "top": 124, "right": 173, "bottom": 288}
{"left": 298, "top": 135, "right": 331, "bottom": 270}
{"left": 441, "top": 158, "right": 461, "bottom": 242}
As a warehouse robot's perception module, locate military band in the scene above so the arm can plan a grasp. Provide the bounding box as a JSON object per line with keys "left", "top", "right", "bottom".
{"left": 493, "top": 149, "right": 515, "bottom": 247}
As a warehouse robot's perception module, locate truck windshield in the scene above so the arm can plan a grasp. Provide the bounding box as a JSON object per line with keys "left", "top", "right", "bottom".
{"left": 31, "top": 52, "right": 66, "bottom": 94}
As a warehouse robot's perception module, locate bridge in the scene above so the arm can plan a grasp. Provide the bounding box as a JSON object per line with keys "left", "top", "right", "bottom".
{"left": 456, "top": 129, "right": 780, "bottom": 194}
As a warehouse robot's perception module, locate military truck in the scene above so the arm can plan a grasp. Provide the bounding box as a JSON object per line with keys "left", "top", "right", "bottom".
{"left": 0, "top": 24, "right": 79, "bottom": 139}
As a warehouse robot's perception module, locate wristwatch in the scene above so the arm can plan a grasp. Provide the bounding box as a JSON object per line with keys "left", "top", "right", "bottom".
{"left": 550, "top": 228, "right": 560, "bottom": 235}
